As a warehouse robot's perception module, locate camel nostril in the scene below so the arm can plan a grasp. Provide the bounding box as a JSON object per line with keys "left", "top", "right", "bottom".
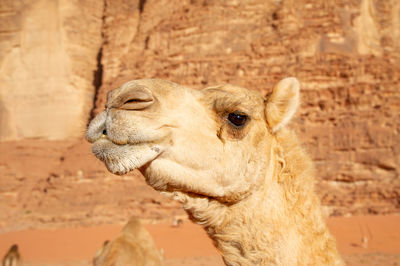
{"left": 123, "top": 98, "right": 152, "bottom": 105}
{"left": 107, "top": 84, "right": 155, "bottom": 110}
{"left": 120, "top": 97, "right": 154, "bottom": 110}
{"left": 117, "top": 86, "right": 154, "bottom": 110}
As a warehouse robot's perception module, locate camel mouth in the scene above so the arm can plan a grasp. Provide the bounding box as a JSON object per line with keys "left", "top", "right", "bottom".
{"left": 91, "top": 138, "right": 163, "bottom": 175}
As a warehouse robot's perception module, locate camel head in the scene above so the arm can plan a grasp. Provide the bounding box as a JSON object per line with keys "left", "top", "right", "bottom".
{"left": 86, "top": 78, "right": 300, "bottom": 203}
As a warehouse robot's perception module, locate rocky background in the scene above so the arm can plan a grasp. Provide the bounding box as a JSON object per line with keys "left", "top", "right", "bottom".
{"left": 0, "top": 0, "right": 399, "bottom": 232}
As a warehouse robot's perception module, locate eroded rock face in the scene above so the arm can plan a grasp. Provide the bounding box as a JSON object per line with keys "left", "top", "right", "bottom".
{"left": 96, "top": 0, "right": 400, "bottom": 215}
{"left": 0, "top": 0, "right": 104, "bottom": 140}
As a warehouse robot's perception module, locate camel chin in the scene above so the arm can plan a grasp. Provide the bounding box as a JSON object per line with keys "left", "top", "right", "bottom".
{"left": 91, "top": 138, "right": 163, "bottom": 175}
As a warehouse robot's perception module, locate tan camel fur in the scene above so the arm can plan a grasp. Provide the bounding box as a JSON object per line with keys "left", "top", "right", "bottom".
{"left": 87, "top": 78, "right": 344, "bottom": 265}
{"left": 93, "top": 217, "right": 163, "bottom": 266}
{"left": 2, "top": 244, "right": 21, "bottom": 266}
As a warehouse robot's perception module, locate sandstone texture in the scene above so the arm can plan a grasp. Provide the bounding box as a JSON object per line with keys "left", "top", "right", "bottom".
{"left": 0, "top": 0, "right": 399, "bottom": 231}
{"left": 0, "top": 0, "right": 103, "bottom": 140}
{"left": 97, "top": 0, "right": 400, "bottom": 215}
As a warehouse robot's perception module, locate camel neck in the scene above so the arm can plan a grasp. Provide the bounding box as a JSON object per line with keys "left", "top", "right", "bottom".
{"left": 206, "top": 186, "right": 298, "bottom": 265}
{"left": 182, "top": 180, "right": 342, "bottom": 265}
{"left": 178, "top": 134, "right": 343, "bottom": 265}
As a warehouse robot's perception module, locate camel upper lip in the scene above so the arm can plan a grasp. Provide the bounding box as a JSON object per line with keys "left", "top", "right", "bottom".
{"left": 93, "top": 134, "right": 159, "bottom": 147}
{"left": 93, "top": 136, "right": 133, "bottom": 146}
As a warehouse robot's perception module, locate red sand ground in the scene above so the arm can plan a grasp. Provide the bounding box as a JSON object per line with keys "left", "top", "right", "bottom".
{"left": 0, "top": 215, "right": 399, "bottom": 265}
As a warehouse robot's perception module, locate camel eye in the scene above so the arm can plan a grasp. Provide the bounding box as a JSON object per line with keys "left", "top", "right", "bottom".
{"left": 227, "top": 112, "right": 248, "bottom": 127}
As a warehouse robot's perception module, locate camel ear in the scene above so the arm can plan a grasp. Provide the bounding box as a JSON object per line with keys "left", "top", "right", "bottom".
{"left": 265, "top": 77, "right": 300, "bottom": 133}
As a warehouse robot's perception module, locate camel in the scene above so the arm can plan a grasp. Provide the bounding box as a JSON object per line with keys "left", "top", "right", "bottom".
{"left": 86, "top": 78, "right": 344, "bottom": 265}
{"left": 2, "top": 244, "right": 21, "bottom": 266}
{"left": 93, "top": 217, "right": 163, "bottom": 266}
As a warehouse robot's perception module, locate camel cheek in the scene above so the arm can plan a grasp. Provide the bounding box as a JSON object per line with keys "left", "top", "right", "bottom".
{"left": 252, "top": 129, "right": 266, "bottom": 147}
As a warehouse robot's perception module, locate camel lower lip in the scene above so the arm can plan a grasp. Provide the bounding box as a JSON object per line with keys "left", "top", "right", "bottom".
{"left": 92, "top": 139, "right": 163, "bottom": 175}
